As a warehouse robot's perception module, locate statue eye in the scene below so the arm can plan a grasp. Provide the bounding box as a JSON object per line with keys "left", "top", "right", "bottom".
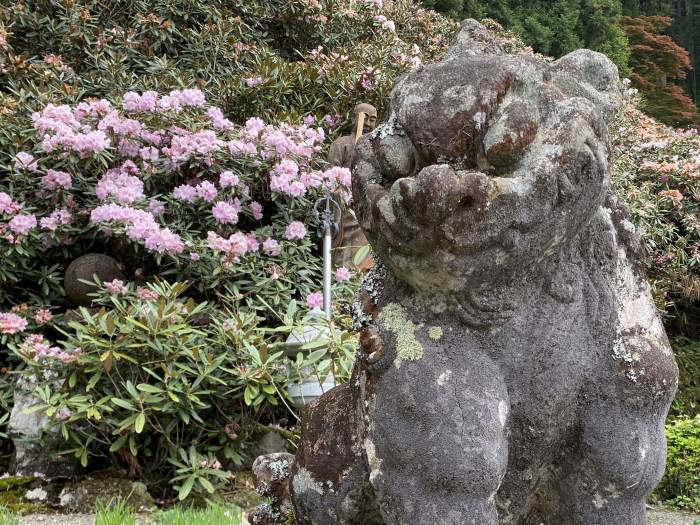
{"left": 483, "top": 101, "right": 539, "bottom": 168}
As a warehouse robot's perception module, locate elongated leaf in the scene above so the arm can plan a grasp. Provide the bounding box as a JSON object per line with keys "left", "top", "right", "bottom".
{"left": 179, "top": 476, "right": 195, "bottom": 501}
{"left": 134, "top": 412, "right": 146, "bottom": 433}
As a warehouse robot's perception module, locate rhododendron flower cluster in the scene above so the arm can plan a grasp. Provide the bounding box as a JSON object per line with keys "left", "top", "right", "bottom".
{"left": 2, "top": 87, "right": 358, "bottom": 330}
{"left": 306, "top": 292, "right": 324, "bottom": 309}
{"left": 104, "top": 279, "right": 128, "bottom": 295}
{"left": 20, "top": 334, "right": 83, "bottom": 364}
{"left": 34, "top": 309, "right": 54, "bottom": 324}
{"left": 0, "top": 312, "right": 28, "bottom": 334}
{"left": 611, "top": 95, "right": 699, "bottom": 306}
{"left": 335, "top": 267, "right": 352, "bottom": 282}
{"left": 285, "top": 221, "right": 307, "bottom": 241}
{"left": 42, "top": 169, "right": 72, "bottom": 190}
{"left": 96, "top": 165, "right": 145, "bottom": 203}
{"left": 40, "top": 209, "right": 71, "bottom": 231}
{"left": 14, "top": 152, "right": 38, "bottom": 171}
{"left": 8, "top": 214, "right": 37, "bottom": 235}
{"left": 0, "top": 192, "right": 21, "bottom": 215}
{"left": 136, "top": 287, "right": 159, "bottom": 301}
{"left": 90, "top": 204, "right": 184, "bottom": 254}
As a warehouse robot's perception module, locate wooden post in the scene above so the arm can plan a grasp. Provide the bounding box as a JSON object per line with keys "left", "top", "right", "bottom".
{"left": 355, "top": 112, "right": 366, "bottom": 143}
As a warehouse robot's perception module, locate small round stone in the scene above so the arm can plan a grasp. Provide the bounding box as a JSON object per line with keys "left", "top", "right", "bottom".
{"left": 64, "top": 254, "right": 124, "bottom": 306}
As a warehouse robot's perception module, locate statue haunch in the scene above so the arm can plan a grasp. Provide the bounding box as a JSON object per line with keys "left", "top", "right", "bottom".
{"left": 290, "top": 20, "right": 678, "bottom": 525}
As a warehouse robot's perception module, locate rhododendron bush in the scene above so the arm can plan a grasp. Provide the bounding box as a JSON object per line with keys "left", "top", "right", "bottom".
{"left": 611, "top": 95, "right": 700, "bottom": 325}
{"left": 0, "top": 0, "right": 458, "bottom": 490}
{"left": 2, "top": 88, "right": 349, "bottom": 312}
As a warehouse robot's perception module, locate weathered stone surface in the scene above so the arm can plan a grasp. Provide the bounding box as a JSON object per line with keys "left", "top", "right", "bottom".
{"left": 291, "top": 19, "right": 677, "bottom": 525}
{"left": 241, "top": 431, "right": 292, "bottom": 470}
{"left": 9, "top": 374, "right": 80, "bottom": 478}
{"left": 251, "top": 453, "right": 295, "bottom": 525}
{"left": 64, "top": 253, "right": 124, "bottom": 306}
{"left": 58, "top": 476, "right": 153, "bottom": 512}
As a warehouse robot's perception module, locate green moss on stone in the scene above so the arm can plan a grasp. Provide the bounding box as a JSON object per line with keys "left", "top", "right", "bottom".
{"left": 379, "top": 303, "right": 423, "bottom": 367}
{"left": 428, "top": 326, "right": 443, "bottom": 340}
{"left": 0, "top": 477, "right": 45, "bottom": 514}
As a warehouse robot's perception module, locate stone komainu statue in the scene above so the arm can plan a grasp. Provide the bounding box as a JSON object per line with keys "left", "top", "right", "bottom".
{"left": 290, "top": 20, "right": 679, "bottom": 525}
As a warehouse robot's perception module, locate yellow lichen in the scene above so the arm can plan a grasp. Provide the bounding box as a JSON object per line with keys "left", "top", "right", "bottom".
{"left": 428, "top": 326, "right": 443, "bottom": 340}
{"left": 378, "top": 303, "right": 423, "bottom": 367}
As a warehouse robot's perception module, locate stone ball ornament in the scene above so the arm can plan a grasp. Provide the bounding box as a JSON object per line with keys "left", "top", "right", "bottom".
{"left": 64, "top": 253, "right": 124, "bottom": 306}
{"left": 290, "top": 20, "right": 678, "bottom": 525}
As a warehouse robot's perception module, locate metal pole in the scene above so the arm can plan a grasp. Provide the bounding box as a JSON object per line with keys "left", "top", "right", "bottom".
{"left": 314, "top": 190, "right": 340, "bottom": 322}
{"left": 323, "top": 223, "right": 332, "bottom": 320}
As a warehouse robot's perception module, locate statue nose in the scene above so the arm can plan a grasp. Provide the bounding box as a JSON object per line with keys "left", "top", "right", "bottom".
{"left": 403, "top": 165, "right": 490, "bottom": 225}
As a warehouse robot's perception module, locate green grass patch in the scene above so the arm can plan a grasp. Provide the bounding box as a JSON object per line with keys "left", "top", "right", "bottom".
{"left": 95, "top": 497, "right": 136, "bottom": 525}
{"left": 157, "top": 503, "right": 245, "bottom": 525}
{"left": 0, "top": 506, "right": 18, "bottom": 525}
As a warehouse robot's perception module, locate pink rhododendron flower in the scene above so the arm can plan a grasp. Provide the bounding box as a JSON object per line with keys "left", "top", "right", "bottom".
{"left": 0, "top": 192, "right": 21, "bottom": 215}
{"left": 72, "top": 130, "right": 110, "bottom": 156}
{"left": 174, "top": 88, "right": 205, "bottom": 107}
{"left": 41, "top": 169, "right": 72, "bottom": 190}
{"left": 136, "top": 287, "right": 159, "bottom": 301}
{"left": 322, "top": 166, "right": 352, "bottom": 188}
{"left": 245, "top": 76, "right": 263, "bottom": 87}
{"left": 206, "top": 107, "right": 233, "bottom": 131}
{"left": 0, "top": 312, "right": 28, "bottom": 334}
{"left": 219, "top": 171, "right": 240, "bottom": 188}
{"left": 245, "top": 117, "right": 266, "bottom": 137}
{"left": 96, "top": 168, "right": 145, "bottom": 203}
{"left": 142, "top": 228, "right": 184, "bottom": 254}
{"left": 262, "top": 238, "right": 281, "bottom": 256}
{"left": 104, "top": 279, "right": 128, "bottom": 295}
{"left": 285, "top": 221, "right": 307, "bottom": 241}
{"left": 196, "top": 181, "right": 218, "bottom": 202}
{"left": 8, "top": 214, "right": 37, "bottom": 235}
{"left": 306, "top": 292, "right": 324, "bottom": 309}
{"left": 228, "top": 232, "right": 249, "bottom": 258}
{"left": 207, "top": 231, "right": 232, "bottom": 252}
{"left": 34, "top": 309, "right": 53, "bottom": 325}
{"left": 250, "top": 202, "right": 264, "bottom": 221}
{"left": 14, "top": 152, "right": 38, "bottom": 171}
{"left": 173, "top": 184, "right": 198, "bottom": 203}
{"left": 90, "top": 204, "right": 183, "bottom": 254}
{"left": 165, "top": 130, "right": 223, "bottom": 163}
{"left": 190, "top": 252, "right": 201, "bottom": 261}
{"left": 212, "top": 200, "right": 240, "bottom": 224}
{"left": 56, "top": 407, "right": 72, "bottom": 421}
{"left": 303, "top": 115, "right": 316, "bottom": 126}
{"left": 245, "top": 233, "right": 260, "bottom": 252}
{"left": 40, "top": 208, "right": 71, "bottom": 231}
{"left": 20, "top": 334, "right": 82, "bottom": 364}
{"left": 227, "top": 140, "right": 257, "bottom": 157}
{"left": 148, "top": 200, "right": 166, "bottom": 216}
{"left": 139, "top": 146, "right": 159, "bottom": 162}
{"left": 335, "top": 267, "right": 352, "bottom": 282}
{"left": 122, "top": 91, "right": 158, "bottom": 112}
{"left": 157, "top": 89, "right": 205, "bottom": 111}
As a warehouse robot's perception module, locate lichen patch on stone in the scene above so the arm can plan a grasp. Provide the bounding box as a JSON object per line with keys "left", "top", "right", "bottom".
{"left": 378, "top": 303, "right": 424, "bottom": 367}
{"left": 428, "top": 326, "right": 443, "bottom": 340}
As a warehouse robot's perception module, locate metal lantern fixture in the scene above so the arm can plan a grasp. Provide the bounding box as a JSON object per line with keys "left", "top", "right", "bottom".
{"left": 313, "top": 189, "right": 342, "bottom": 320}
{"left": 284, "top": 189, "right": 342, "bottom": 407}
